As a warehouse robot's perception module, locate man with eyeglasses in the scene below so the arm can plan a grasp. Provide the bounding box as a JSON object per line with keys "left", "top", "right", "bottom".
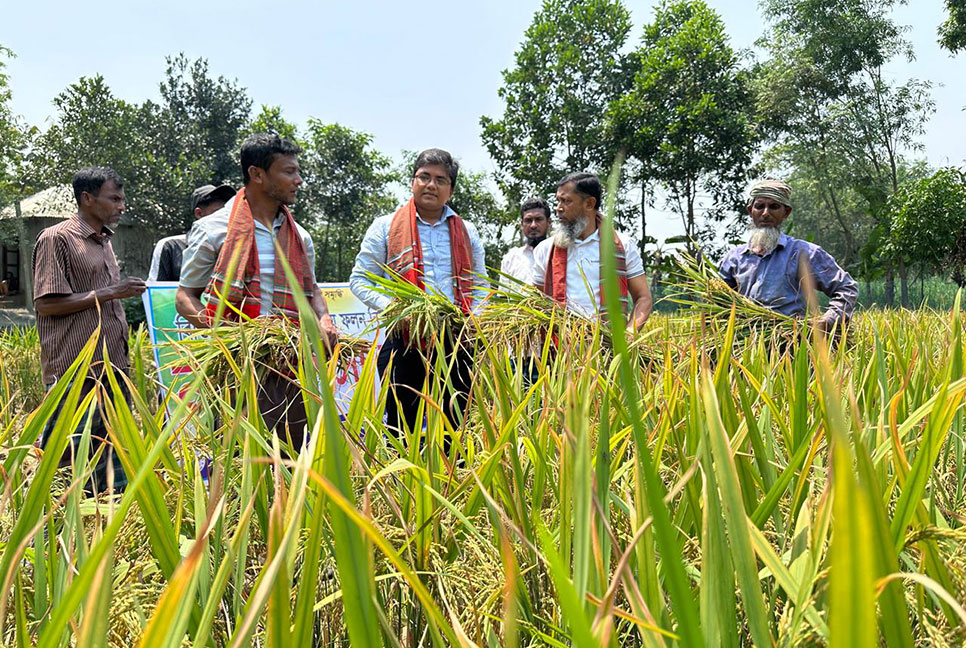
{"left": 350, "top": 148, "right": 487, "bottom": 442}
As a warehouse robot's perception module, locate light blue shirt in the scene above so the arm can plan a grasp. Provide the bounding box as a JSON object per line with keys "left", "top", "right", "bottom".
{"left": 718, "top": 233, "right": 858, "bottom": 321}
{"left": 349, "top": 205, "right": 488, "bottom": 312}
{"left": 179, "top": 194, "right": 316, "bottom": 314}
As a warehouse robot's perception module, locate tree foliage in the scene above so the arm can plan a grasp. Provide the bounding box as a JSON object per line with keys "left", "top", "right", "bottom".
{"left": 299, "top": 121, "right": 395, "bottom": 282}
{"left": 755, "top": 0, "right": 934, "bottom": 304}
{"left": 480, "top": 0, "right": 632, "bottom": 206}
{"left": 26, "top": 56, "right": 251, "bottom": 234}
{"left": 0, "top": 45, "right": 31, "bottom": 209}
{"left": 884, "top": 167, "right": 966, "bottom": 285}
{"left": 609, "top": 0, "right": 756, "bottom": 255}
{"left": 939, "top": 0, "right": 966, "bottom": 52}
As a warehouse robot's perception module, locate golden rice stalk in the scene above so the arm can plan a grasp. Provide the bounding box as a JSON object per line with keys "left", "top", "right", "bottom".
{"left": 165, "top": 317, "right": 369, "bottom": 387}
{"left": 665, "top": 252, "right": 798, "bottom": 339}
{"left": 365, "top": 270, "right": 465, "bottom": 346}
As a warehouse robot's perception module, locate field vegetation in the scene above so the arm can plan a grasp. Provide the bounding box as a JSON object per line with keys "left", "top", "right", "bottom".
{"left": 0, "top": 226, "right": 965, "bottom": 647}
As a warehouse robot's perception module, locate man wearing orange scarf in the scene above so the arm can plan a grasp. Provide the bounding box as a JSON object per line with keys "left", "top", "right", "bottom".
{"left": 176, "top": 133, "right": 338, "bottom": 446}
{"left": 350, "top": 148, "right": 487, "bottom": 439}
{"left": 533, "top": 172, "right": 653, "bottom": 329}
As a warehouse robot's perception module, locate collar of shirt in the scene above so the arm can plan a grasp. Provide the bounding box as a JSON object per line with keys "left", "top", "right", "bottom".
{"left": 739, "top": 232, "right": 791, "bottom": 257}
{"left": 70, "top": 214, "right": 114, "bottom": 241}
{"left": 415, "top": 204, "right": 456, "bottom": 227}
{"left": 254, "top": 212, "right": 286, "bottom": 234}
{"left": 573, "top": 226, "right": 600, "bottom": 247}
{"left": 220, "top": 194, "right": 286, "bottom": 233}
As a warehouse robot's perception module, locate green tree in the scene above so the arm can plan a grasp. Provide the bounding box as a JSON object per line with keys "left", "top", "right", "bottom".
{"left": 884, "top": 167, "right": 966, "bottom": 286}
{"left": 756, "top": 0, "right": 934, "bottom": 306}
{"left": 480, "top": 0, "right": 632, "bottom": 207}
{"left": 0, "top": 45, "right": 31, "bottom": 209}
{"left": 26, "top": 75, "right": 149, "bottom": 211}
{"left": 939, "top": 0, "right": 966, "bottom": 52}
{"left": 138, "top": 54, "right": 251, "bottom": 232}
{"left": 609, "top": 0, "right": 757, "bottom": 256}
{"left": 155, "top": 54, "right": 251, "bottom": 188}
{"left": 26, "top": 56, "right": 252, "bottom": 235}
{"left": 299, "top": 121, "right": 394, "bottom": 282}
{"left": 448, "top": 169, "right": 513, "bottom": 280}
{"left": 248, "top": 104, "right": 302, "bottom": 144}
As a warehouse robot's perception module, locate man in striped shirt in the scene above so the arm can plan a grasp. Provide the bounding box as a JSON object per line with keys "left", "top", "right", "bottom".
{"left": 176, "top": 134, "right": 338, "bottom": 447}
{"left": 32, "top": 166, "right": 147, "bottom": 494}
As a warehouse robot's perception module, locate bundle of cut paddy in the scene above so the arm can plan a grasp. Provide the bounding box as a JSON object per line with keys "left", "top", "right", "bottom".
{"left": 478, "top": 280, "right": 658, "bottom": 363}
{"left": 475, "top": 282, "right": 566, "bottom": 352}
{"left": 365, "top": 270, "right": 466, "bottom": 346}
{"left": 167, "top": 317, "right": 371, "bottom": 388}
{"left": 665, "top": 252, "right": 799, "bottom": 339}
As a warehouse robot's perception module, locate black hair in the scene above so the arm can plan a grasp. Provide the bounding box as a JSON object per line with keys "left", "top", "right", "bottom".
{"left": 72, "top": 166, "right": 123, "bottom": 205}
{"left": 240, "top": 133, "right": 301, "bottom": 184}
{"left": 520, "top": 196, "right": 550, "bottom": 219}
{"left": 412, "top": 148, "right": 459, "bottom": 190}
{"left": 557, "top": 172, "right": 602, "bottom": 210}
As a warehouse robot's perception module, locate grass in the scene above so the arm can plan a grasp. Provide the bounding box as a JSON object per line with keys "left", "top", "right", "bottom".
{"left": 0, "top": 251, "right": 964, "bottom": 645}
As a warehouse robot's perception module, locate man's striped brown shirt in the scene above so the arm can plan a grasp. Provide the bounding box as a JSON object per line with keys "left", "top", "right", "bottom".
{"left": 32, "top": 215, "right": 129, "bottom": 385}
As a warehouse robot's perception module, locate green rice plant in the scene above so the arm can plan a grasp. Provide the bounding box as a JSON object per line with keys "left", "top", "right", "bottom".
{"left": 2, "top": 222, "right": 966, "bottom": 646}
{"left": 366, "top": 269, "right": 465, "bottom": 345}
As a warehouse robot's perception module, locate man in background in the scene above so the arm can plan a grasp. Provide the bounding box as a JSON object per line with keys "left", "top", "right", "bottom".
{"left": 533, "top": 172, "right": 653, "bottom": 329}
{"left": 148, "top": 184, "right": 235, "bottom": 281}
{"left": 718, "top": 179, "right": 858, "bottom": 330}
{"left": 499, "top": 197, "right": 550, "bottom": 285}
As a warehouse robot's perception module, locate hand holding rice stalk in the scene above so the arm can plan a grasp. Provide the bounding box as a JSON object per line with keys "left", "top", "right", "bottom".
{"left": 166, "top": 317, "right": 370, "bottom": 387}
{"left": 365, "top": 269, "right": 466, "bottom": 347}
{"left": 666, "top": 252, "right": 799, "bottom": 338}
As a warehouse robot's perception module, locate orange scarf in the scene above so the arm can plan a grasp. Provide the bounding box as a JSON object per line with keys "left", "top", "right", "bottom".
{"left": 202, "top": 187, "right": 314, "bottom": 323}
{"left": 386, "top": 198, "right": 475, "bottom": 313}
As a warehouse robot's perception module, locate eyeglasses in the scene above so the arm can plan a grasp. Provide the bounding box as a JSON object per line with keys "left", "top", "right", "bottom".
{"left": 414, "top": 173, "right": 451, "bottom": 188}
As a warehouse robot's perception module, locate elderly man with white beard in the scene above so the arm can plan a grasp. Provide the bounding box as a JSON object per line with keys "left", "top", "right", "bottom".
{"left": 532, "top": 172, "right": 653, "bottom": 329}
{"left": 718, "top": 179, "right": 858, "bottom": 331}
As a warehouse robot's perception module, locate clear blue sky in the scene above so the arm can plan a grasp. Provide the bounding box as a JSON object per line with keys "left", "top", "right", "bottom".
{"left": 3, "top": 0, "right": 962, "bottom": 242}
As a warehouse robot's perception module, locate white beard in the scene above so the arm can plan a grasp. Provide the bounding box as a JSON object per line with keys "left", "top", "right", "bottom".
{"left": 748, "top": 226, "right": 781, "bottom": 255}
{"left": 553, "top": 215, "right": 588, "bottom": 249}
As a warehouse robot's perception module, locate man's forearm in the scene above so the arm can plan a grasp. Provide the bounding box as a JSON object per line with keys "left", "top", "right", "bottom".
{"left": 34, "top": 287, "right": 119, "bottom": 317}
{"left": 175, "top": 287, "right": 209, "bottom": 328}
{"left": 632, "top": 294, "right": 653, "bottom": 326}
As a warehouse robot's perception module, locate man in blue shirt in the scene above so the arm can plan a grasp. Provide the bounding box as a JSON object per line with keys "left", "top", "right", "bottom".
{"left": 350, "top": 148, "right": 487, "bottom": 442}
{"left": 718, "top": 180, "right": 858, "bottom": 330}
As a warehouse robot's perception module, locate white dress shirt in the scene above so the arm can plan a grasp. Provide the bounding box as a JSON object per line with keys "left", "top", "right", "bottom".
{"left": 500, "top": 244, "right": 536, "bottom": 285}
{"left": 532, "top": 229, "right": 644, "bottom": 318}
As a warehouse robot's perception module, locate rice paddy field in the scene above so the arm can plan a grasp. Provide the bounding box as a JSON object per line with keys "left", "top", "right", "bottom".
{"left": 0, "top": 268, "right": 965, "bottom": 647}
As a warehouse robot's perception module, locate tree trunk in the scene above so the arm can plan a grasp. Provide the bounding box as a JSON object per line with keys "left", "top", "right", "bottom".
{"left": 884, "top": 266, "right": 895, "bottom": 308}
{"left": 898, "top": 259, "right": 909, "bottom": 309}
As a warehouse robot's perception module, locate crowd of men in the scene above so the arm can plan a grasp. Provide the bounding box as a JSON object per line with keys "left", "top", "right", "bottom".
{"left": 30, "top": 133, "right": 858, "bottom": 493}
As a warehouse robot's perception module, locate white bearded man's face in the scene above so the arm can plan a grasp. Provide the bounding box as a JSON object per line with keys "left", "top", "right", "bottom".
{"left": 748, "top": 224, "right": 781, "bottom": 256}
{"left": 746, "top": 196, "right": 791, "bottom": 255}
{"left": 553, "top": 214, "right": 588, "bottom": 249}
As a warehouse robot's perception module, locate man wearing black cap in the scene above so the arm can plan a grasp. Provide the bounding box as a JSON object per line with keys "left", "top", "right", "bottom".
{"left": 148, "top": 184, "right": 235, "bottom": 281}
